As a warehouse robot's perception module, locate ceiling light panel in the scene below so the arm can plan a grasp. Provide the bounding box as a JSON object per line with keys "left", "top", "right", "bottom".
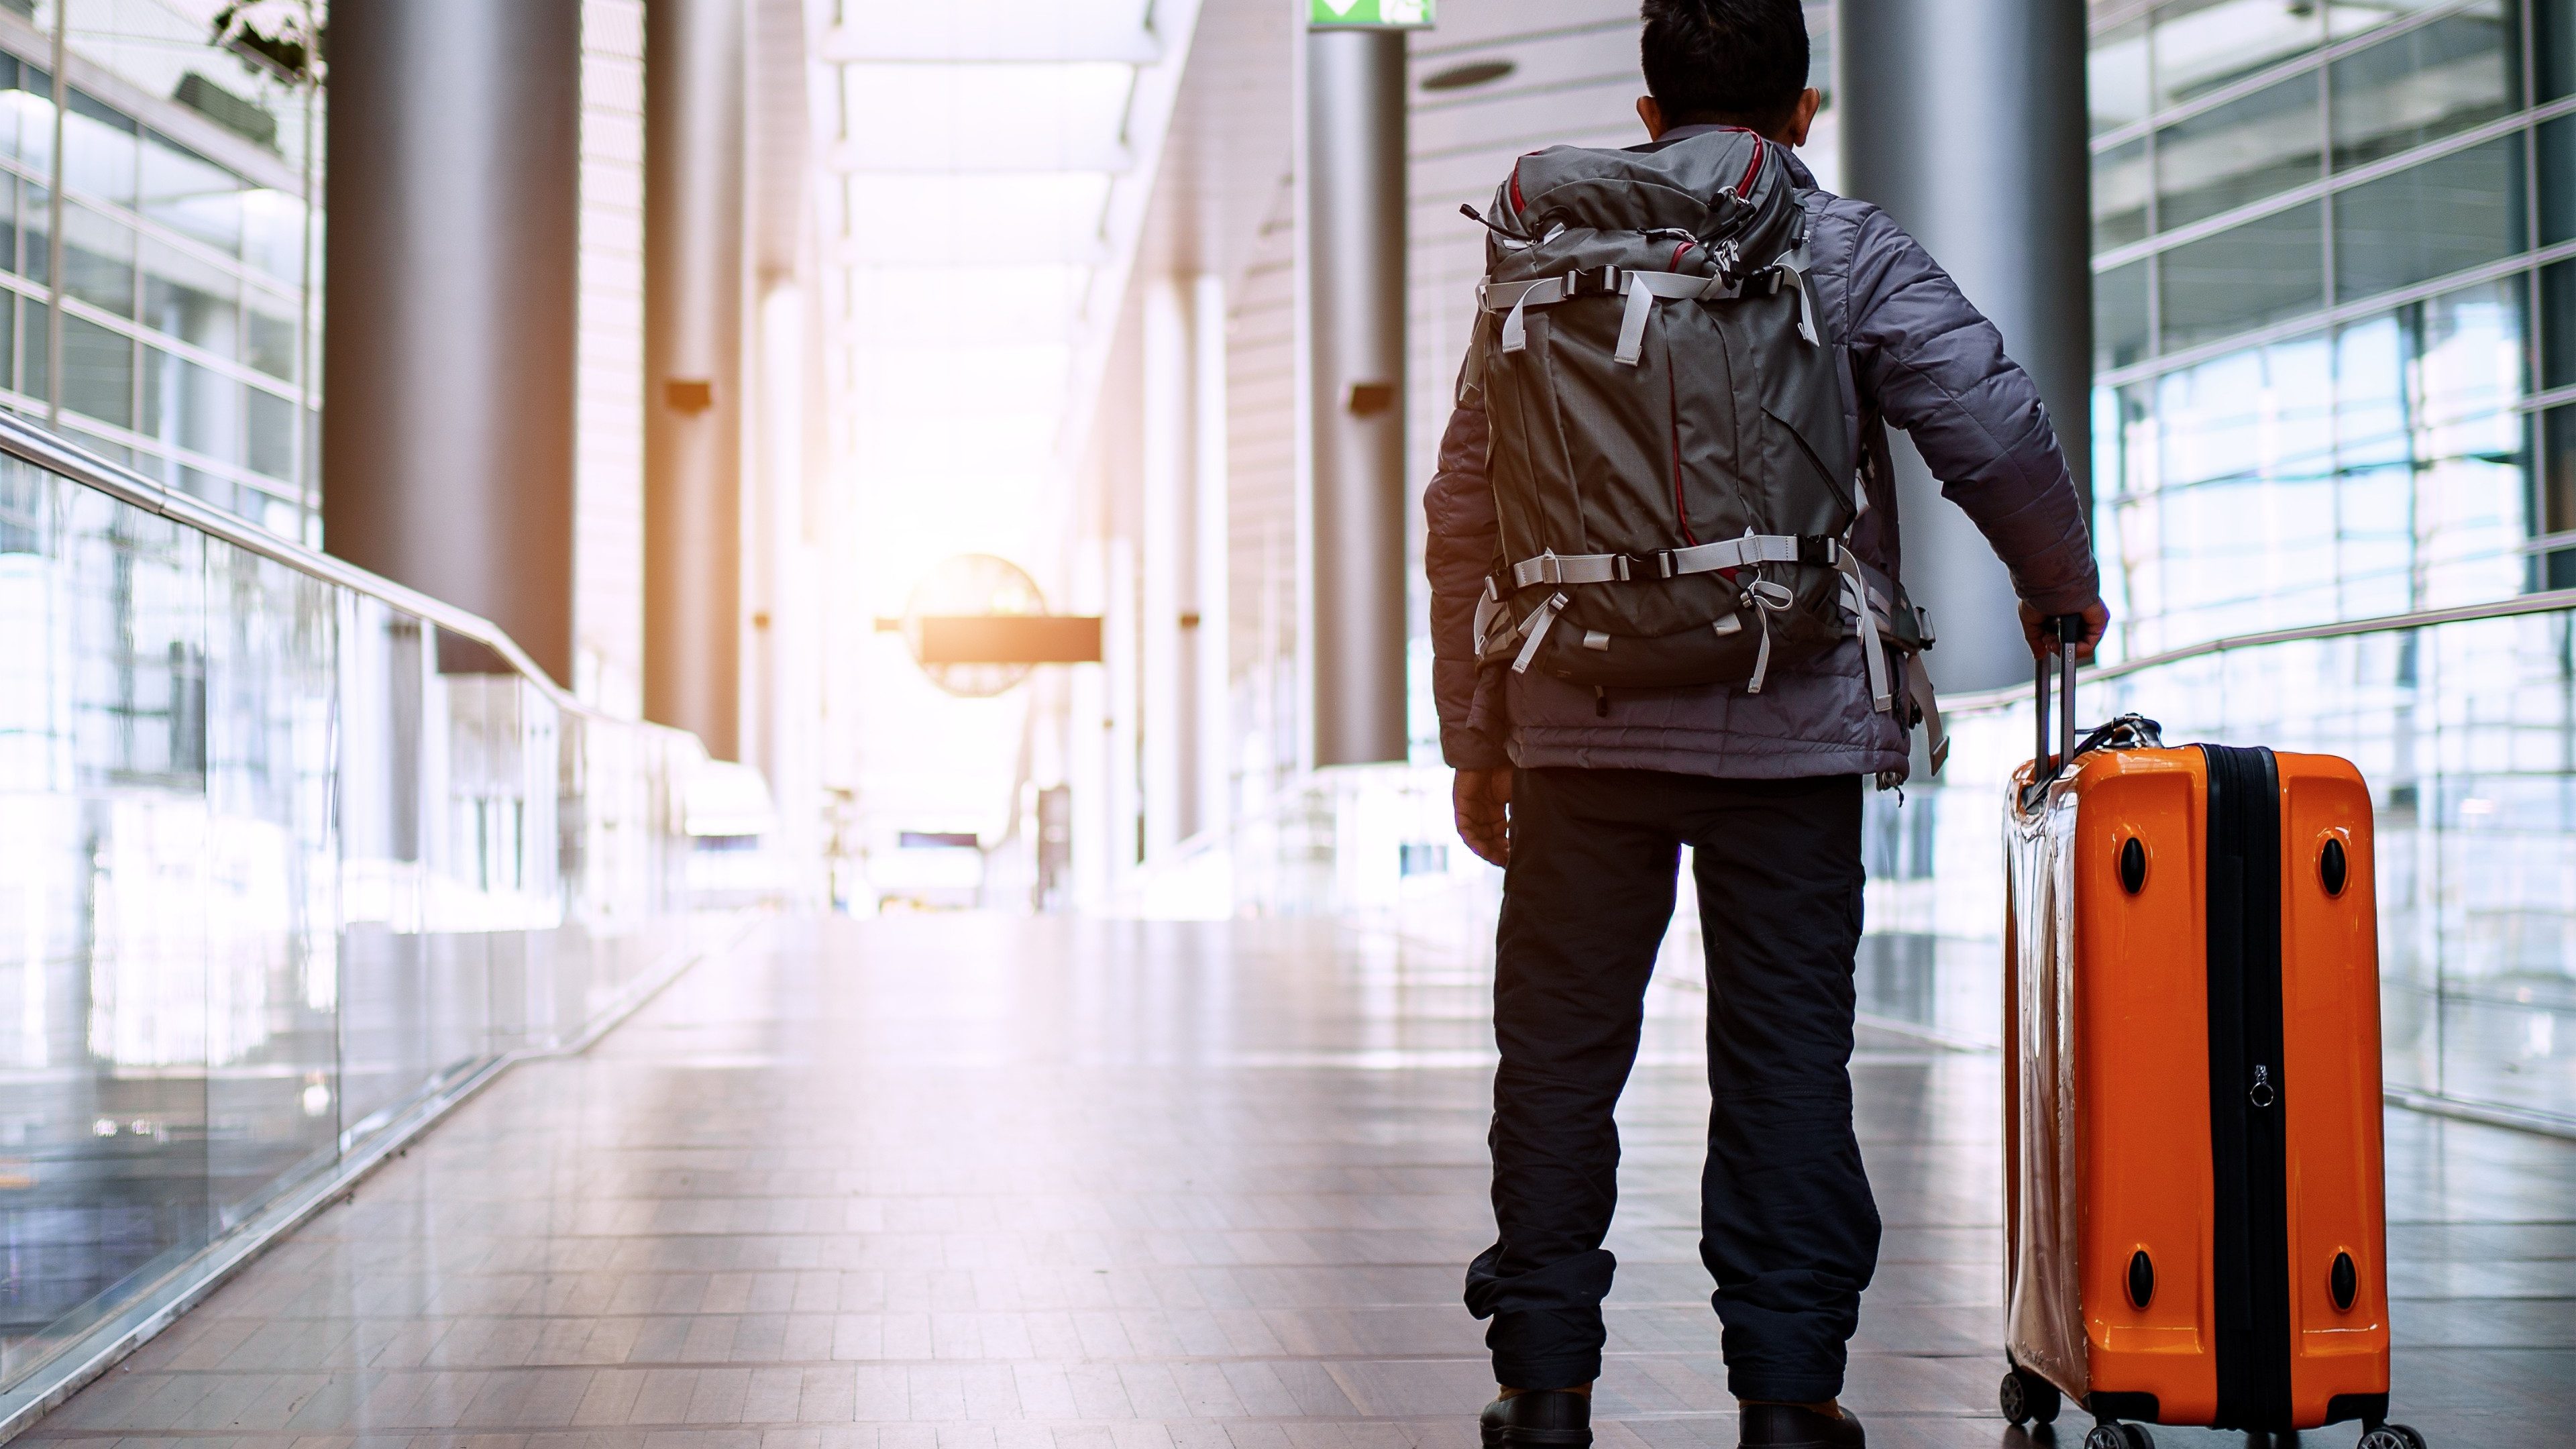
{"left": 838, "top": 172, "right": 1114, "bottom": 264}
{"left": 838, "top": 62, "right": 1139, "bottom": 172}
{"left": 820, "top": 0, "right": 1158, "bottom": 64}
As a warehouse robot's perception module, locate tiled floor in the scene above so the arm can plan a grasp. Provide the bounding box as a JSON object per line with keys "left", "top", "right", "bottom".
{"left": 22, "top": 916, "right": 2573, "bottom": 1449}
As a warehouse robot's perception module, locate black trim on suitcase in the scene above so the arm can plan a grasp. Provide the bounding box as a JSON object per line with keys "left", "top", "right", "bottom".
{"left": 2201, "top": 745, "right": 2295, "bottom": 1431}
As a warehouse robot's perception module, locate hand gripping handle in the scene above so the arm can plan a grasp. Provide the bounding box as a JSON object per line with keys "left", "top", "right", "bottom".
{"left": 2031, "top": 614, "right": 2090, "bottom": 784}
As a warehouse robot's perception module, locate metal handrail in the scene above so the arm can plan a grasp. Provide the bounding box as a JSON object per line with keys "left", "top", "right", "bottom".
{"left": 0, "top": 411, "right": 666, "bottom": 737}
{"left": 1937, "top": 588, "right": 2576, "bottom": 717}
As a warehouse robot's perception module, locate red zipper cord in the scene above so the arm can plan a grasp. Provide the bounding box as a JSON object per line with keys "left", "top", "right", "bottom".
{"left": 1668, "top": 361, "right": 1698, "bottom": 547}
{"left": 1735, "top": 136, "right": 1766, "bottom": 199}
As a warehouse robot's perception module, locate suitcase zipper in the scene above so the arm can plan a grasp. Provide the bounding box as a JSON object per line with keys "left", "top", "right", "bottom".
{"left": 2200, "top": 745, "right": 2296, "bottom": 1432}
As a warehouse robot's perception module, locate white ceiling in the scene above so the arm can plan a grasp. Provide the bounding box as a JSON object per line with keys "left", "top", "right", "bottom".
{"left": 810, "top": 0, "right": 1205, "bottom": 614}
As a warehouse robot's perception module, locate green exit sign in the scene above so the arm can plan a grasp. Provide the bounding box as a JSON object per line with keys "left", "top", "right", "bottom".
{"left": 1309, "top": 0, "right": 1434, "bottom": 28}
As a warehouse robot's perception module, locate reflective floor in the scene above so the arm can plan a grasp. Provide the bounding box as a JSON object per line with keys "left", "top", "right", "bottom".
{"left": 20, "top": 916, "right": 2575, "bottom": 1449}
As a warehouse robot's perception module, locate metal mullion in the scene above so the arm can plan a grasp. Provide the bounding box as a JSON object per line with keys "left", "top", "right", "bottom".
{"left": 2096, "top": 101, "right": 2567, "bottom": 274}
{"left": 2099, "top": 235, "right": 2576, "bottom": 390}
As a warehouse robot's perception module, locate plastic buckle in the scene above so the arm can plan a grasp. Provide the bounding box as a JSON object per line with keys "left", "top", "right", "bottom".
{"left": 1566, "top": 266, "right": 1620, "bottom": 297}
{"left": 1647, "top": 549, "right": 1678, "bottom": 580}
{"left": 1796, "top": 535, "right": 1839, "bottom": 568}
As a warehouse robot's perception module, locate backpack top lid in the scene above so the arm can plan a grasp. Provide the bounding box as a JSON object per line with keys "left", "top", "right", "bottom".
{"left": 1490, "top": 127, "right": 1806, "bottom": 275}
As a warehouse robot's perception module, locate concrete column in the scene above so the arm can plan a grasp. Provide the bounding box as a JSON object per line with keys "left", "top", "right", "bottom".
{"left": 1837, "top": 0, "right": 2090, "bottom": 692}
{"left": 1303, "top": 27, "right": 1409, "bottom": 766}
{"left": 323, "top": 0, "right": 581, "bottom": 684}
{"left": 645, "top": 0, "right": 746, "bottom": 758}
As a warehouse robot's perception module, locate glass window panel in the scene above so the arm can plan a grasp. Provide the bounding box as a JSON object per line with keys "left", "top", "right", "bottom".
{"left": 62, "top": 88, "right": 138, "bottom": 206}
{"left": 2540, "top": 0, "right": 2576, "bottom": 101}
{"left": 2328, "top": 8, "right": 2522, "bottom": 170}
{"left": 246, "top": 289, "right": 292, "bottom": 381}
{"left": 2158, "top": 200, "right": 2324, "bottom": 350}
{"left": 60, "top": 313, "right": 132, "bottom": 428}
{"left": 239, "top": 190, "right": 304, "bottom": 286}
{"left": 2329, "top": 0, "right": 2469, "bottom": 42}
{"left": 176, "top": 464, "right": 236, "bottom": 514}
{"left": 140, "top": 131, "right": 245, "bottom": 258}
{"left": 2546, "top": 258, "right": 2576, "bottom": 391}
{"left": 142, "top": 239, "right": 237, "bottom": 357}
{"left": 2096, "top": 259, "right": 2151, "bottom": 369}
{"left": 0, "top": 56, "right": 53, "bottom": 171}
{"left": 246, "top": 384, "right": 292, "bottom": 480}
{"left": 0, "top": 287, "right": 15, "bottom": 393}
{"left": 142, "top": 345, "right": 240, "bottom": 462}
{"left": 21, "top": 295, "right": 45, "bottom": 400}
{"left": 64, "top": 204, "right": 135, "bottom": 318}
{"left": 2333, "top": 133, "right": 2526, "bottom": 303}
{"left": 2542, "top": 113, "right": 2576, "bottom": 246}
{"left": 2095, "top": 137, "right": 2150, "bottom": 249}
{"left": 2151, "top": 0, "right": 2322, "bottom": 110}
{"left": 20, "top": 182, "right": 44, "bottom": 284}
{"left": 2155, "top": 71, "right": 2320, "bottom": 230}
{"left": 2541, "top": 402, "right": 2576, "bottom": 534}
{"left": 2092, "top": 20, "right": 2151, "bottom": 133}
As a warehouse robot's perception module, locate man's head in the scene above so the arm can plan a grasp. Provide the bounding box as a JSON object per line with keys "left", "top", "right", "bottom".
{"left": 1635, "top": 0, "right": 1821, "bottom": 146}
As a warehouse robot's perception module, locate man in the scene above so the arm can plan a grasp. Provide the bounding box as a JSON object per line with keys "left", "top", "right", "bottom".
{"left": 1428, "top": 4, "right": 2108, "bottom": 1448}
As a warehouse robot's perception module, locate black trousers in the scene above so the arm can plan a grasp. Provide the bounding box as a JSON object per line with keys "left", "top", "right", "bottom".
{"left": 1463, "top": 768, "right": 1881, "bottom": 1402}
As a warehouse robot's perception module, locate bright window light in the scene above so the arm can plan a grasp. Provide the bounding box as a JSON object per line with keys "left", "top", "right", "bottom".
{"left": 839, "top": 172, "right": 1114, "bottom": 264}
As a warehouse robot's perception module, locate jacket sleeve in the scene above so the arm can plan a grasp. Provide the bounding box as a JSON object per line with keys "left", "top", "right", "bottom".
{"left": 1424, "top": 395, "right": 1510, "bottom": 769}
{"left": 1844, "top": 206, "right": 2102, "bottom": 615}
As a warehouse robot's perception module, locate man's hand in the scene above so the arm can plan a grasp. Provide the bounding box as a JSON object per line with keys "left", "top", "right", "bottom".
{"left": 1453, "top": 767, "right": 1514, "bottom": 868}
{"left": 2019, "top": 598, "right": 2110, "bottom": 663}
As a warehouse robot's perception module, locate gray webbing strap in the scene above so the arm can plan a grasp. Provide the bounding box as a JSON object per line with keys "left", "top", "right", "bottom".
{"left": 1507, "top": 533, "right": 1809, "bottom": 589}
{"left": 1509, "top": 550, "right": 1626, "bottom": 588}
{"left": 1741, "top": 580, "right": 1794, "bottom": 694}
{"left": 1613, "top": 271, "right": 1731, "bottom": 366}
{"left": 1491, "top": 276, "right": 1568, "bottom": 354}
{"left": 1483, "top": 270, "right": 1744, "bottom": 363}
{"left": 1907, "top": 653, "right": 1949, "bottom": 774}
{"left": 1471, "top": 576, "right": 1504, "bottom": 654}
{"left": 1776, "top": 246, "right": 1819, "bottom": 346}
{"left": 1510, "top": 592, "right": 1570, "bottom": 675}
{"left": 1831, "top": 551, "right": 1894, "bottom": 713}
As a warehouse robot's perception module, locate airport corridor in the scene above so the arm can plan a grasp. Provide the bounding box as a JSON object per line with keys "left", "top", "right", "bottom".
{"left": 19, "top": 916, "right": 2575, "bottom": 1449}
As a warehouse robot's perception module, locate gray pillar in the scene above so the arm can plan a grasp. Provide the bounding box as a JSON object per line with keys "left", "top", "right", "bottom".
{"left": 1305, "top": 27, "right": 1409, "bottom": 767}
{"left": 323, "top": 0, "right": 580, "bottom": 684}
{"left": 646, "top": 0, "right": 746, "bottom": 760}
{"left": 1838, "top": 0, "right": 2091, "bottom": 693}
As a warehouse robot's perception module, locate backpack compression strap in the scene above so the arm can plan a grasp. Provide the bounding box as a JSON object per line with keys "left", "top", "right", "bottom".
{"left": 1499, "top": 534, "right": 1896, "bottom": 714}
{"left": 1483, "top": 264, "right": 1817, "bottom": 366}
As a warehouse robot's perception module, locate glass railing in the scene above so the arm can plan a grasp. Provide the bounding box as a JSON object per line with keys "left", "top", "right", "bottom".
{"left": 1193, "top": 595, "right": 2576, "bottom": 1140}
{"left": 0, "top": 416, "right": 743, "bottom": 1432}
{"left": 1859, "top": 593, "right": 2576, "bottom": 1136}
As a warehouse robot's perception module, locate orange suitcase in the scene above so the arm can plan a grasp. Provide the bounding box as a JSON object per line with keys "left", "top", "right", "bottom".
{"left": 1996, "top": 619, "right": 2422, "bottom": 1449}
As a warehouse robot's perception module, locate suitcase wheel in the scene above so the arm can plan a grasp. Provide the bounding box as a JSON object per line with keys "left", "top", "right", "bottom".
{"left": 2358, "top": 1426, "right": 2426, "bottom": 1449}
{"left": 2080, "top": 1424, "right": 2152, "bottom": 1449}
{"left": 1997, "top": 1367, "right": 2059, "bottom": 1426}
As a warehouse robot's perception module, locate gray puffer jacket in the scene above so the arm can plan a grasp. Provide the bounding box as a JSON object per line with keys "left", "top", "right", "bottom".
{"left": 1426, "top": 131, "right": 2100, "bottom": 782}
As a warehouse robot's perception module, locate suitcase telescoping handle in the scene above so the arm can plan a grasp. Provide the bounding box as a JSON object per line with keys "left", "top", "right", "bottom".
{"left": 2031, "top": 613, "right": 2088, "bottom": 784}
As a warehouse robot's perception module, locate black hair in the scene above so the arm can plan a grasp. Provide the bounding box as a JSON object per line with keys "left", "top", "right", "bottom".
{"left": 1638, "top": 0, "right": 1811, "bottom": 135}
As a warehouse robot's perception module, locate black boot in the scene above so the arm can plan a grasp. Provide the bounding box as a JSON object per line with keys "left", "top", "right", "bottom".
{"left": 1479, "top": 1389, "right": 1593, "bottom": 1449}
{"left": 1738, "top": 1403, "right": 1865, "bottom": 1448}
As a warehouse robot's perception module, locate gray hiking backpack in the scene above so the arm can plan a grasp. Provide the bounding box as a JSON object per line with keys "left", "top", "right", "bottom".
{"left": 1461, "top": 127, "right": 1915, "bottom": 720}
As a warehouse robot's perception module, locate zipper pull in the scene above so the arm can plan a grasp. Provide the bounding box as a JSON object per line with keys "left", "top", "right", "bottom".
{"left": 1594, "top": 686, "right": 1609, "bottom": 718}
